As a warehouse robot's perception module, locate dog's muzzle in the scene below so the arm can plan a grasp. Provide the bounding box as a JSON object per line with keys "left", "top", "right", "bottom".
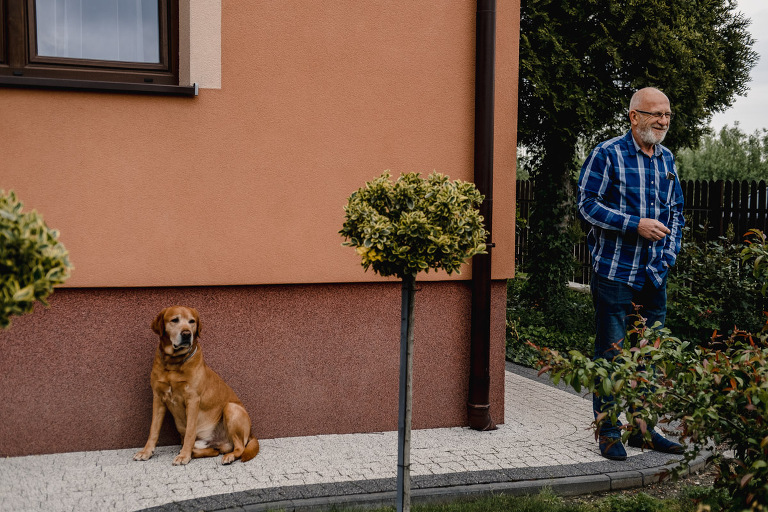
{"left": 175, "top": 331, "right": 193, "bottom": 349}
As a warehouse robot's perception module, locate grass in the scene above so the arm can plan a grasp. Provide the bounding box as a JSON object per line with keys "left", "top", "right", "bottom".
{"left": 275, "top": 485, "right": 728, "bottom": 511}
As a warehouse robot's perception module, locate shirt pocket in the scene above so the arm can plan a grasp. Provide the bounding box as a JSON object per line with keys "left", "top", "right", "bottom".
{"left": 657, "top": 178, "right": 673, "bottom": 206}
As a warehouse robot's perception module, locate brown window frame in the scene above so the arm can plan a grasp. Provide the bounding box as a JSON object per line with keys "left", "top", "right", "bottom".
{"left": 0, "top": 0, "right": 195, "bottom": 96}
{"left": 0, "top": 1, "right": 5, "bottom": 67}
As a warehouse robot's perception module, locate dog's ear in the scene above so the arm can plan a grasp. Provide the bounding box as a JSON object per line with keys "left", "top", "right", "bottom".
{"left": 190, "top": 307, "right": 202, "bottom": 337}
{"left": 151, "top": 309, "right": 167, "bottom": 336}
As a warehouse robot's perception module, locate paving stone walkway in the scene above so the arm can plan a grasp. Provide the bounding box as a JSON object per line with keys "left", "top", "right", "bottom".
{"left": 0, "top": 363, "right": 697, "bottom": 512}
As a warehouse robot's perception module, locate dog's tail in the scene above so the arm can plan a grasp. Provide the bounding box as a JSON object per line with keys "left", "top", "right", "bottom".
{"left": 241, "top": 434, "right": 260, "bottom": 462}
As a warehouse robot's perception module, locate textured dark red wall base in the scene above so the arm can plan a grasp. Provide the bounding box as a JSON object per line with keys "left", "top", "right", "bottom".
{"left": 0, "top": 281, "right": 506, "bottom": 457}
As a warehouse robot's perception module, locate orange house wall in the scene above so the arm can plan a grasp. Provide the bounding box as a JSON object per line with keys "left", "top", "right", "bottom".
{"left": 1, "top": 1, "right": 517, "bottom": 287}
{"left": 0, "top": 2, "right": 519, "bottom": 456}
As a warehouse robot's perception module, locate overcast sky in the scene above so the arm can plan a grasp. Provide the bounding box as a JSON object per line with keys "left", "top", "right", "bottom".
{"left": 709, "top": 0, "right": 768, "bottom": 133}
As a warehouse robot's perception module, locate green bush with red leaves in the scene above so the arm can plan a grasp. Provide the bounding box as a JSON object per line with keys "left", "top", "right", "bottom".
{"left": 535, "top": 229, "right": 768, "bottom": 512}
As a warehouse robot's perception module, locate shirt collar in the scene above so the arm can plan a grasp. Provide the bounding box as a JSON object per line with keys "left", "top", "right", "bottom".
{"left": 626, "top": 130, "right": 662, "bottom": 157}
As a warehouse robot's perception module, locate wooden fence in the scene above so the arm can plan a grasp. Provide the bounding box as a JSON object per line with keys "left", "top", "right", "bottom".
{"left": 516, "top": 179, "right": 768, "bottom": 284}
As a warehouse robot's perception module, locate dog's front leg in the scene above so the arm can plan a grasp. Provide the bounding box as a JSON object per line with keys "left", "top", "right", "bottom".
{"left": 173, "top": 395, "right": 201, "bottom": 466}
{"left": 134, "top": 394, "right": 167, "bottom": 461}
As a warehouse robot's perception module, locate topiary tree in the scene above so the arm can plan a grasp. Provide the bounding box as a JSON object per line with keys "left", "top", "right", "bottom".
{"left": 340, "top": 171, "right": 487, "bottom": 512}
{"left": 1, "top": 190, "right": 72, "bottom": 329}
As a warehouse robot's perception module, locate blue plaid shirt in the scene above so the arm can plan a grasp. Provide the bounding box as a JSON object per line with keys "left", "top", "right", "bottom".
{"left": 577, "top": 131, "right": 685, "bottom": 290}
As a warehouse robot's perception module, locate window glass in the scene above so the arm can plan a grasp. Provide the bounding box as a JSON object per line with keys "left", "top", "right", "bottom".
{"left": 35, "top": 0, "right": 160, "bottom": 63}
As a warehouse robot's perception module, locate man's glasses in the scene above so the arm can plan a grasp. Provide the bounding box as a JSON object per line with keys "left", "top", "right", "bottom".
{"left": 634, "top": 109, "right": 675, "bottom": 120}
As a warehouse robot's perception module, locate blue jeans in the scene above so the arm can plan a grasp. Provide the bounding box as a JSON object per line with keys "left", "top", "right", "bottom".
{"left": 590, "top": 273, "right": 667, "bottom": 437}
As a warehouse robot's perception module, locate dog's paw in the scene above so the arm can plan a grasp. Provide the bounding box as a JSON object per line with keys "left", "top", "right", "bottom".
{"left": 221, "top": 453, "right": 236, "bottom": 465}
{"left": 133, "top": 450, "right": 153, "bottom": 461}
{"left": 173, "top": 454, "right": 191, "bottom": 466}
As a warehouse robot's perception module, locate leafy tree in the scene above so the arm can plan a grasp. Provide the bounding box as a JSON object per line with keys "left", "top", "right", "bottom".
{"left": 518, "top": 0, "right": 757, "bottom": 319}
{"left": 676, "top": 123, "right": 768, "bottom": 181}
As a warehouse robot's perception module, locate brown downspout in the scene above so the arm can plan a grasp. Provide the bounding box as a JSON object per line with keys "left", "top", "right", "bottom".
{"left": 468, "top": 0, "right": 497, "bottom": 431}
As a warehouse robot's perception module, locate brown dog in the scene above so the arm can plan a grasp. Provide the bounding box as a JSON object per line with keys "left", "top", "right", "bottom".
{"left": 133, "top": 306, "right": 259, "bottom": 465}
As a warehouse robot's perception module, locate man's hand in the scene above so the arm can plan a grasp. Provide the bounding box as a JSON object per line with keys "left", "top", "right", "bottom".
{"left": 637, "top": 218, "right": 671, "bottom": 241}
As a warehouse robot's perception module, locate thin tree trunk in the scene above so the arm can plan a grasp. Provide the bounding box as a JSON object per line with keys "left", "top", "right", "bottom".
{"left": 397, "top": 274, "right": 416, "bottom": 512}
{"left": 524, "top": 137, "right": 578, "bottom": 322}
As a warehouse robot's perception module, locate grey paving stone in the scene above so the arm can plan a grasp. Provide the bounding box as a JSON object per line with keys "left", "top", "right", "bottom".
{"left": 0, "top": 366, "right": 705, "bottom": 512}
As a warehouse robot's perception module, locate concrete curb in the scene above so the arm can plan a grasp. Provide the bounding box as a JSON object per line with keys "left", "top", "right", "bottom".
{"left": 145, "top": 453, "right": 710, "bottom": 511}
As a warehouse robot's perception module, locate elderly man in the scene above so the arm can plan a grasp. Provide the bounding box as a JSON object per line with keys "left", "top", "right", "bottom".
{"left": 577, "top": 87, "right": 686, "bottom": 461}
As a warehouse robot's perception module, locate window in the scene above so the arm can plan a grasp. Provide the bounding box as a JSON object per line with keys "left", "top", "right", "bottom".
{"left": 35, "top": 0, "right": 161, "bottom": 64}
{"left": 0, "top": 0, "right": 194, "bottom": 94}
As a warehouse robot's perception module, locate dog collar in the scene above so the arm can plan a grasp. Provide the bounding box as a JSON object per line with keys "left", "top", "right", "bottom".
{"left": 181, "top": 344, "right": 198, "bottom": 364}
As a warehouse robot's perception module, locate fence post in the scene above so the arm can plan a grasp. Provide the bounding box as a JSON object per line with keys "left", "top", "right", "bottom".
{"left": 739, "top": 181, "right": 750, "bottom": 238}
{"left": 757, "top": 181, "right": 768, "bottom": 234}
{"left": 724, "top": 180, "right": 734, "bottom": 237}
{"left": 708, "top": 180, "right": 724, "bottom": 238}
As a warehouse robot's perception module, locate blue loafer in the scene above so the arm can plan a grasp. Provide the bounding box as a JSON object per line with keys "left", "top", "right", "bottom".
{"left": 598, "top": 435, "right": 627, "bottom": 461}
{"left": 628, "top": 431, "right": 684, "bottom": 454}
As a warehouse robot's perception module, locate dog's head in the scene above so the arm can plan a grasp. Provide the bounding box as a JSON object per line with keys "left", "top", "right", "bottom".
{"left": 151, "top": 306, "right": 202, "bottom": 356}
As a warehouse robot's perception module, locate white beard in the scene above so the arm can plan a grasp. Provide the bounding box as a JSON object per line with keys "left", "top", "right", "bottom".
{"left": 637, "top": 124, "right": 668, "bottom": 146}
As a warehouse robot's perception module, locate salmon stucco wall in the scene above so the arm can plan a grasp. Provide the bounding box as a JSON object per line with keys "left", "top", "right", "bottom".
{"left": 0, "top": 281, "right": 507, "bottom": 457}
{"left": 0, "top": 1, "right": 519, "bottom": 288}
{"left": 0, "top": 2, "right": 518, "bottom": 457}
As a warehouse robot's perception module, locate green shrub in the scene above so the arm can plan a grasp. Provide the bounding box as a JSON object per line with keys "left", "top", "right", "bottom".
{"left": 535, "top": 320, "right": 768, "bottom": 511}
{"left": 506, "top": 277, "right": 594, "bottom": 367}
{"left": 1, "top": 191, "right": 72, "bottom": 329}
{"left": 528, "top": 228, "right": 768, "bottom": 510}
{"left": 667, "top": 226, "right": 766, "bottom": 341}
{"left": 742, "top": 228, "right": 768, "bottom": 297}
